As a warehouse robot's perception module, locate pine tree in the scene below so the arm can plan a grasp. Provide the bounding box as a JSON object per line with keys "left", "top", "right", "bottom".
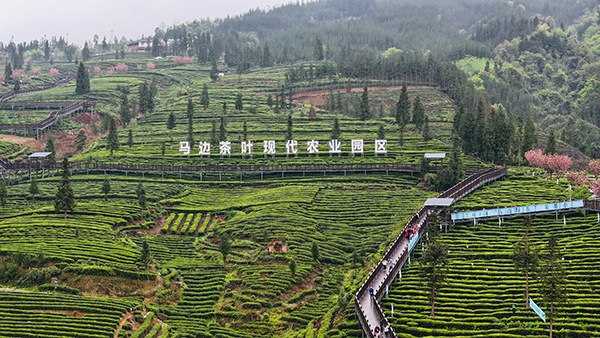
{"left": 522, "top": 114, "right": 537, "bottom": 156}
{"left": 119, "top": 93, "right": 131, "bottom": 125}
{"left": 29, "top": 177, "right": 39, "bottom": 203}
{"left": 422, "top": 115, "right": 431, "bottom": 146}
{"left": 420, "top": 235, "right": 449, "bottom": 316}
{"left": 266, "top": 95, "right": 273, "bottom": 108}
{"left": 107, "top": 118, "right": 119, "bottom": 156}
{"left": 187, "top": 99, "right": 195, "bottom": 146}
{"left": 139, "top": 239, "right": 152, "bottom": 267}
{"left": 146, "top": 81, "right": 157, "bottom": 113}
{"left": 54, "top": 157, "right": 76, "bottom": 219}
{"left": 200, "top": 83, "right": 210, "bottom": 109}
{"left": 210, "top": 120, "right": 218, "bottom": 146}
{"left": 167, "top": 112, "right": 176, "bottom": 147}
{"left": 419, "top": 156, "right": 429, "bottom": 177}
{"left": 44, "top": 138, "right": 56, "bottom": 163}
{"left": 4, "top": 63, "right": 12, "bottom": 82}
{"left": 75, "top": 129, "right": 86, "bottom": 152}
{"left": 545, "top": 129, "right": 556, "bottom": 155}
{"left": 472, "top": 101, "right": 486, "bottom": 157}
{"left": 210, "top": 60, "right": 219, "bottom": 82}
{"left": 289, "top": 258, "right": 296, "bottom": 279}
{"left": 314, "top": 37, "right": 324, "bottom": 61}
{"left": 219, "top": 233, "right": 232, "bottom": 269}
{"left": 282, "top": 43, "right": 290, "bottom": 64}
{"left": 331, "top": 117, "right": 341, "bottom": 140}
{"left": 262, "top": 43, "right": 273, "bottom": 67}
{"left": 136, "top": 183, "right": 147, "bottom": 220}
{"left": 75, "top": 62, "right": 90, "bottom": 94}
{"left": 101, "top": 177, "right": 111, "bottom": 200}
{"left": 286, "top": 114, "right": 293, "bottom": 140}
{"left": 0, "top": 180, "right": 6, "bottom": 207}
{"left": 235, "top": 93, "right": 243, "bottom": 111}
{"left": 43, "top": 41, "right": 50, "bottom": 61}
{"left": 242, "top": 121, "right": 248, "bottom": 141}
{"left": 138, "top": 82, "right": 148, "bottom": 115}
{"left": 359, "top": 86, "right": 371, "bottom": 122}
{"left": 127, "top": 129, "right": 133, "bottom": 148}
{"left": 396, "top": 84, "right": 410, "bottom": 127}
{"left": 412, "top": 96, "right": 425, "bottom": 131}
{"left": 540, "top": 235, "right": 567, "bottom": 338}
{"left": 377, "top": 125, "right": 385, "bottom": 140}
{"left": 82, "top": 42, "right": 91, "bottom": 62}
{"left": 219, "top": 115, "right": 227, "bottom": 142}
{"left": 512, "top": 216, "right": 539, "bottom": 308}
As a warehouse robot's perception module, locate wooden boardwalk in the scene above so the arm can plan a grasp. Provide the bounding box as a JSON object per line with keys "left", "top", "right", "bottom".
{"left": 354, "top": 167, "right": 507, "bottom": 338}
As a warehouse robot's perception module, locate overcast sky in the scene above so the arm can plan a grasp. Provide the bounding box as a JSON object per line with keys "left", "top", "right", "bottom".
{"left": 1, "top": 0, "right": 296, "bottom": 46}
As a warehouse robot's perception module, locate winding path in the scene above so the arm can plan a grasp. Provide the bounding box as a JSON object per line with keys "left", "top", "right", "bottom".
{"left": 354, "top": 167, "right": 507, "bottom": 337}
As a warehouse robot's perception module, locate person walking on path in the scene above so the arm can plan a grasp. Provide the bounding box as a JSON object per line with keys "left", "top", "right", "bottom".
{"left": 369, "top": 286, "right": 374, "bottom": 299}
{"left": 382, "top": 259, "right": 388, "bottom": 270}
{"left": 384, "top": 325, "right": 390, "bottom": 338}
{"left": 389, "top": 260, "right": 394, "bottom": 270}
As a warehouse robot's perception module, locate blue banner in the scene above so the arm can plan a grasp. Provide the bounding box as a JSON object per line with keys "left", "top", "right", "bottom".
{"left": 529, "top": 298, "right": 546, "bottom": 323}
{"left": 451, "top": 200, "right": 584, "bottom": 221}
{"left": 408, "top": 232, "right": 419, "bottom": 252}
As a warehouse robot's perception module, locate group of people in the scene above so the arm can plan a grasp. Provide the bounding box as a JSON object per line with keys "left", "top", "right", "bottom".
{"left": 404, "top": 224, "right": 419, "bottom": 240}
{"left": 374, "top": 323, "right": 390, "bottom": 337}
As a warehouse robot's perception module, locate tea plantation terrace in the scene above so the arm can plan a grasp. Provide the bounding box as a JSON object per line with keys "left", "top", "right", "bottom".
{"left": 355, "top": 167, "right": 507, "bottom": 338}
{"left": 451, "top": 199, "right": 600, "bottom": 224}
{"left": 0, "top": 160, "right": 489, "bottom": 182}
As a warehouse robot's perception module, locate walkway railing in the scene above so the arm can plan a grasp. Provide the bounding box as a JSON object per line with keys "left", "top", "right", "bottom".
{"left": 354, "top": 167, "right": 507, "bottom": 338}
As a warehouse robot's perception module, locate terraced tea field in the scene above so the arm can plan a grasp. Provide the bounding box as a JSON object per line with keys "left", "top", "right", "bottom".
{"left": 383, "top": 171, "right": 600, "bottom": 337}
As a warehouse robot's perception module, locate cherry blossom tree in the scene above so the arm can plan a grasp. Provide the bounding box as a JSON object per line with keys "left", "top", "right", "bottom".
{"left": 0, "top": 74, "right": 4, "bottom": 83}
{"left": 146, "top": 62, "right": 155, "bottom": 69}
{"left": 115, "top": 63, "right": 128, "bottom": 72}
{"left": 93, "top": 67, "right": 101, "bottom": 75}
{"left": 546, "top": 154, "right": 572, "bottom": 178}
{"left": 525, "top": 149, "right": 545, "bottom": 169}
{"left": 30, "top": 69, "right": 41, "bottom": 76}
{"left": 50, "top": 68, "right": 59, "bottom": 77}
{"left": 137, "top": 64, "right": 142, "bottom": 71}
{"left": 11, "top": 69, "right": 24, "bottom": 80}
{"left": 184, "top": 56, "right": 193, "bottom": 64}
{"left": 174, "top": 56, "right": 183, "bottom": 65}
{"left": 566, "top": 172, "right": 590, "bottom": 187}
{"left": 591, "top": 180, "right": 600, "bottom": 196}
{"left": 589, "top": 159, "right": 600, "bottom": 178}
{"left": 22, "top": 76, "right": 31, "bottom": 84}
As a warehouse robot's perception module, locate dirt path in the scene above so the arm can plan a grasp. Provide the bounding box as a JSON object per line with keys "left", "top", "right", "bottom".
{"left": 293, "top": 85, "right": 434, "bottom": 107}
{"left": 195, "top": 215, "right": 207, "bottom": 237}
{"left": 0, "top": 134, "right": 42, "bottom": 150}
{"left": 114, "top": 312, "right": 133, "bottom": 338}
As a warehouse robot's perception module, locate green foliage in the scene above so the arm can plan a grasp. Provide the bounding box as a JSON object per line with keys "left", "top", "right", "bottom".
{"left": 0, "top": 180, "right": 7, "bottom": 207}
{"left": 200, "top": 83, "right": 210, "bottom": 109}
{"left": 540, "top": 234, "right": 567, "bottom": 334}
{"left": 127, "top": 129, "right": 134, "bottom": 148}
{"left": 359, "top": 86, "right": 370, "bottom": 121}
{"left": 187, "top": 98, "right": 195, "bottom": 146}
{"left": 311, "top": 240, "right": 320, "bottom": 262}
{"left": 28, "top": 177, "right": 39, "bottom": 202}
{"left": 101, "top": 177, "right": 111, "bottom": 200}
{"left": 107, "top": 118, "right": 119, "bottom": 156}
{"left": 219, "top": 233, "right": 232, "bottom": 268}
{"left": 331, "top": 117, "right": 341, "bottom": 140}
{"left": 119, "top": 93, "right": 131, "bottom": 125}
{"left": 512, "top": 216, "right": 539, "bottom": 308}
{"left": 44, "top": 138, "right": 56, "bottom": 163}
{"left": 396, "top": 84, "right": 410, "bottom": 127}
{"left": 139, "top": 239, "right": 152, "bottom": 267}
{"left": 412, "top": 96, "right": 425, "bottom": 131}
{"left": 286, "top": 114, "right": 293, "bottom": 140}
{"left": 545, "top": 129, "right": 556, "bottom": 155}
{"left": 419, "top": 237, "right": 448, "bottom": 316}
{"left": 75, "top": 129, "right": 87, "bottom": 152}
{"left": 75, "top": 62, "right": 90, "bottom": 95}
{"left": 54, "top": 158, "right": 76, "bottom": 218}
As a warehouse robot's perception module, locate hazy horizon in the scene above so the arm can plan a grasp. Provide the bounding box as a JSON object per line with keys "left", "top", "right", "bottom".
{"left": 1, "top": 0, "right": 298, "bottom": 46}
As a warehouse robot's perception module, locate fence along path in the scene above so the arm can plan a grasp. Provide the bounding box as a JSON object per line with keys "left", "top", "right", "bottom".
{"left": 354, "top": 167, "right": 507, "bottom": 338}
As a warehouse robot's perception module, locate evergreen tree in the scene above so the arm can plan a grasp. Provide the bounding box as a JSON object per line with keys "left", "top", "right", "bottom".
{"left": 396, "top": 84, "right": 410, "bottom": 127}
{"left": 167, "top": 112, "right": 176, "bottom": 146}
{"left": 146, "top": 81, "right": 157, "bottom": 114}
{"left": 44, "top": 138, "right": 56, "bottom": 163}
{"left": 331, "top": 117, "right": 341, "bottom": 140}
{"left": 200, "top": 83, "right": 210, "bottom": 109}
{"left": 452, "top": 104, "right": 465, "bottom": 137}
{"left": 359, "top": 86, "right": 371, "bottom": 122}
{"left": 540, "top": 235, "right": 567, "bottom": 338}
{"left": 161, "top": 141, "right": 166, "bottom": 158}
{"left": 311, "top": 240, "right": 320, "bottom": 262}
{"left": 28, "top": 177, "right": 39, "bottom": 203}
{"left": 219, "top": 233, "right": 232, "bottom": 269}
{"left": 43, "top": 41, "right": 50, "bottom": 61}
{"left": 210, "top": 120, "right": 218, "bottom": 146}
{"left": 13, "top": 81, "right": 20, "bottom": 92}
{"left": 139, "top": 239, "right": 152, "bottom": 267}
{"left": 127, "top": 129, "right": 133, "bottom": 148}
{"left": 82, "top": 42, "right": 91, "bottom": 62}
{"left": 101, "top": 177, "right": 111, "bottom": 200}
{"left": 289, "top": 258, "right": 296, "bottom": 279}
{"left": 262, "top": 43, "right": 273, "bottom": 67}
{"left": 286, "top": 114, "right": 293, "bottom": 140}
{"left": 266, "top": 95, "right": 273, "bottom": 108}
{"left": 377, "top": 125, "right": 385, "bottom": 140}
{"left": 399, "top": 128, "right": 405, "bottom": 151}
{"left": 545, "top": 129, "right": 556, "bottom": 155}
{"left": 54, "top": 157, "right": 76, "bottom": 219}
{"left": 420, "top": 235, "right": 449, "bottom": 317}
{"left": 75, "top": 129, "right": 86, "bottom": 152}
{"left": 412, "top": 96, "right": 425, "bottom": 131}
{"left": 119, "top": 93, "right": 131, "bottom": 125}
{"left": 210, "top": 60, "right": 219, "bottom": 82}
{"left": 459, "top": 108, "right": 475, "bottom": 154}
{"left": 107, "top": 118, "right": 119, "bottom": 156}
{"left": 512, "top": 216, "right": 539, "bottom": 309}
{"left": 136, "top": 183, "right": 147, "bottom": 220}
{"left": 422, "top": 116, "right": 431, "bottom": 146}
{"left": 419, "top": 156, "right": 429, "bottom": 177}
{"left": 75, "top": 62, "right": 90, "bottom": 94}
{"left": 187, "top": 99, "right": 195, "bottom": 146}
{"left": 282, "top": 43, "right": 289, "bottom": 64}
{"left": 0, "top": 180, "right": 6, "bottom": 207}
{"left": 314, "top": 37, "right": 324, "bottom": 61}
{"left": 472, "top": 101, "right": 486, "bottom": 157}
{"left": 235, "top": 93, "right": 243, "bottom": 111}
{"left": 219, "top": 115, "right": 227, "bottom": 142}
{"left": 4, "top": 63, "right": 12, "bottom": 82}
{"left": 138, "top": 82, "right": 148, "bottom": 115}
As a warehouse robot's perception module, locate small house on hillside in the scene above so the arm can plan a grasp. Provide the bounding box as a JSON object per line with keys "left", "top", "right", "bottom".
{"left": 127, "top": 39, "right": 152, "bottom": 52}
{"left": 268, "top": 241, "right": 288, "bottom": 253}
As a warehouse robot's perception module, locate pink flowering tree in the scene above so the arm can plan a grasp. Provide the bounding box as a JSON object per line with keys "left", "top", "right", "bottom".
{"left": 0, "top": 74, "right": 4, "bottom": 83}
{"left": 146, "top": 62, "right": 155, "bottom": 69}
{"left": 30, "top": 68, "right": 41, "bottom": 76}
{"left": 115, "top": 63, "right": 128, "bottom": 72}
{"left": 589, "top": 159, "right": 600, "bottom": 177}
{"left": 566, "top": 172, "right": 590, "bottom": 187}
{"left": 137, "top": 64, "right": 142, "bottom": 71}
{"left": 174, "top": 56, "right": 183, "bottom": 65}
{"left": 525, "top": 149, "right": 545, "bottom": 169}
{"left": 525, "top": 149, "right": 571, "bottom": 178}
{"left": 22, "top": 76, "right": 31, "bottom": 84}
{"left": 50, "top": 68, "right": 59, "bottom": 77}
{"left": 591, "top": 180, "right": 600, "bottom": 196}
{"left": 184, "top": 56, "right": 194, "bottom": 64}
{"left": 11, "top": 69, "right": 24, "bottom": 80}
{"left": 93, "top": 66, "right": 101, "bottom": 75}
